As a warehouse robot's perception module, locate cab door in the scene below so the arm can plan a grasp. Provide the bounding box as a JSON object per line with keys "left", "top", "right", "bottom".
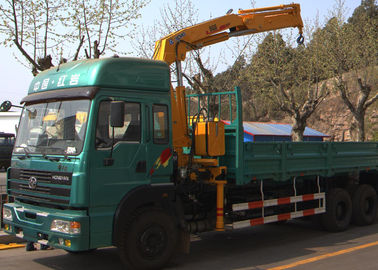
{"left": 88, "top": 98, "right": 148, "bottom": 247}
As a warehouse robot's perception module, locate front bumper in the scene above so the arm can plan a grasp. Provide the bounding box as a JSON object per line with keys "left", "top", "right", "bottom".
{"left": 3, "top": 202, "right": 89, "bottom": 251}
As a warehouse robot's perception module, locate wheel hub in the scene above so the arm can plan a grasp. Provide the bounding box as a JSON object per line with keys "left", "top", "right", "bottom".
{"left": 138, "top": 225, "right": 167, "bottom": 258}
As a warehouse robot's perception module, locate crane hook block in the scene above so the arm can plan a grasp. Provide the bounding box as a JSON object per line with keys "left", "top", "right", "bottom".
{"left": 297, "top": 34, "right": 304, "bottom": 45}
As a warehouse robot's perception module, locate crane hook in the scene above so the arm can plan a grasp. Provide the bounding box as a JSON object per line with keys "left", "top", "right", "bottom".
{"left": 297, "top": 34, "right": 304, "bottom": 45}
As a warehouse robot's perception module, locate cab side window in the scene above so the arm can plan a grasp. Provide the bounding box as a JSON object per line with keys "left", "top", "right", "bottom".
{"left": 152, "top": 104, "right": 169, "bottom": 144}
{"left": 96, "top": 101, "right": 141, "bottom": 148}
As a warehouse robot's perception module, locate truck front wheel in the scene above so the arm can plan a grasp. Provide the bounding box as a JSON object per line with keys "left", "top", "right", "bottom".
{"left": 321, "top": 188, "right": 352, "bottom": 232}
{"left": 118, "top": 208, "right": 178, "bottom": 270}
{"left": 352, "top": 184, "right": 377, "bottom": 226}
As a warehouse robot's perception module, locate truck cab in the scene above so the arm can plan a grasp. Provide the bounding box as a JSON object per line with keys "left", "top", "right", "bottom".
{"left": 3, "top": 57, "right": 174, "bottom": 251}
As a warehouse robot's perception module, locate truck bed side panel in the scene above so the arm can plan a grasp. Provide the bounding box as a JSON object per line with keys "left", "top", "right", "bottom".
{"left": 224, "top": 141, "right": 378, "bottom": 184}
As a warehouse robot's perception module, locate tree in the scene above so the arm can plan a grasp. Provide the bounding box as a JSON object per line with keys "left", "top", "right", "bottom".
{"left": 249, "top": 33, "right": 329, "bottom": 141}
{"left": 348, "top": 0, "right": 377, "bottom": 25}
{"left": 0, "top": 0, "right": 149, "bottom": 75}
{"left": 133, "top": 0, "right": 225, "bottom": 95}
{"left": 315, "top": 1, "right": 378, "bottom": 141}
{"left": 212, "top": 54, "right": 272, "bottom": 121}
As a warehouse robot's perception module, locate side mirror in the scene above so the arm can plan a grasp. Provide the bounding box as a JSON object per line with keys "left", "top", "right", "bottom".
{"left": 105, "top": 101, "right": 124, "bottom": 167}
{"left": 110, "top": 101, "right": 124, "bottom": 128}
{"left": 0, "top": 101, "right": 12, "bottom": 112}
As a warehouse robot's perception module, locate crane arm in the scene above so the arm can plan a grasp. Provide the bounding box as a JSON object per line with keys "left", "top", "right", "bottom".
{"left": 152, "top": 4, "right": 304, "bottom": 230}
{"left": 152, "top": 4, "right": 304, "bottom": 166}
{"left": 153, "top": 3, "right": 304, "bottom": 65}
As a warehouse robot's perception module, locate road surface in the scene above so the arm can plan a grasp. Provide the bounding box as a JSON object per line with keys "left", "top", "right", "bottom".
{"left": 1, "top": 218, "right": 378, "bottom": 270}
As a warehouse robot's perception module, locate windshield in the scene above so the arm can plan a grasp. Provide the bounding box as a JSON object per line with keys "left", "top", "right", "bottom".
{"left": 14, "top": 99, "right": 90, "bottom": 156}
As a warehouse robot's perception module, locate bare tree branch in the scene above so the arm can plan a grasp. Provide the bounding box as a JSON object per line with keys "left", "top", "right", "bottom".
{"left": 13, "top": 39, "right": 41, "bottom": 71}
{"left": 11, "top": 0, "right": 19, "bottom": 42}
{"left": 43, "top": 0, "right": 49, "bottom": 58}
{"left": 93, "top": 40, "right": 100, "bottom": 58}
{"left": 82, "top": 0, "right": 92, "bottom": 58}
{"left": 335, "top": 77, "right": 357, "bottom": 116}
{"left": 355, "top": 78, "right": 371, "bottom": 113}
{"left": 73, "top": 35, "right": 85, "bottom": 61}
{"left": 100, "top": 0, "right": 113, "bottom": 55}
{"left": 182, "top": 73, "right": 195, "bottom": 89}
{"left": 364, "top": 93, "right": 378, "bottom": 109}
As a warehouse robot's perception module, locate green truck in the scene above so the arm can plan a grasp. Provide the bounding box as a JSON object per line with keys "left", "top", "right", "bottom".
{"left": 2, "top": 57, "right": 378, "bottom": 269}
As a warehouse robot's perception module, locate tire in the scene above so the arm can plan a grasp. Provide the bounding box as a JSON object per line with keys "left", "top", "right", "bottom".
{"left": 321, "top": 188, "right": 352, "bottom": 232}
{"left": 118, "top": 208, "right": 178, "bottom": 270}
{"left": 352, "top": 184, "right": 377, "bottom": 226}
{"left": 25, "top": 242, "right": 36, "bottom": 251}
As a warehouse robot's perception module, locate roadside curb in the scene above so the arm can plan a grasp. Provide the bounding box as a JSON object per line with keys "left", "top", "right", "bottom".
{"left": 0, "top": 230, "right": 25, "bottom": 244}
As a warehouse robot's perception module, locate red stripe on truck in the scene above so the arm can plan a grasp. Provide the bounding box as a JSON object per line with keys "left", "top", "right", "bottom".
{"left": 250, "top": 218, "right": 264, "bottom": 226}
{"left": 278, "top": 197, "right": 291, "bottom": 205}
{"left": 278, "top": 213, "right": 291, "bottom": 221}
{"left": 248, "top": 201, "right": 264, "bottom": 209}
{"left": 302, "top": 194, "right": 315, "bottom": 201}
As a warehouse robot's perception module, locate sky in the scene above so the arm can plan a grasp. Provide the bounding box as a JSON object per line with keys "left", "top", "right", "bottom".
{"left": 0, "top": 0, "right": 361, "bottom": 107}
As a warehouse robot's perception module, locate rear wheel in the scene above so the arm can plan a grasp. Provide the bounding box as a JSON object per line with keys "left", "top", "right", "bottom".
{"left": 352, "top": 184, "right": 377, "bottom": 226}
{"left": 321, "top": 188, "right": 352, "bottom": 232}
{"left": 118, "top": 208, "right": 178, "bottom": 270}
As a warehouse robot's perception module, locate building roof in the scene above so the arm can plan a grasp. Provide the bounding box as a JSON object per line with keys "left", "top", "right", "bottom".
{"left": 242, "top": 122, "right": 328, "bottom": 137}
{"left": 0, "top": 111, "right": 22, "bottom": 116}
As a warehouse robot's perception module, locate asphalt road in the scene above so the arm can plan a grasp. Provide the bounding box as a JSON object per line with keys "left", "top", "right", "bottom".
{"left": 1, "top": 219, "right": 378, "bottom": 270}
{"left": 2, "top": 170, "right": 378, "bottom": 269}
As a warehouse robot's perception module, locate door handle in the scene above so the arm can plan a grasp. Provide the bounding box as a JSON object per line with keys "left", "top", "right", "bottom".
{"left": 145, "top": 105, "right": 151, "bottom": 142}
{"left": 136, "top": 160, "right": 146, "bottom": 173}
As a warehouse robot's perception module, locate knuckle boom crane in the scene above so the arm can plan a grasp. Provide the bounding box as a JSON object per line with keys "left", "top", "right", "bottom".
{"left": 153, "top": 3, "right": 304, "bottom": 158}
{"left": 153, "top": 3, "right": 304, "bottom": 65}
{"left": 152, "top": 5, "right": 305, "bottom": 231}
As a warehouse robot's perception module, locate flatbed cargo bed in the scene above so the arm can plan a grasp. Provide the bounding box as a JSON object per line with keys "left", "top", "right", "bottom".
{"left": 187, "top": 88, "right": 378, "bottom": 185}
{"left": 224, "top": 141, "right": 378, "bottom": 184}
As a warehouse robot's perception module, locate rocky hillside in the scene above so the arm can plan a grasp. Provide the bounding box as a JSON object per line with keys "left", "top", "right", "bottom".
{"left": 272, "top": 69, "right": 378, "bottom": 142}
{"left": 307, "top": 70, "right": 377, "bottom": 142}
{"left": 308, "top": 93, "right": 377, "bottom": 141}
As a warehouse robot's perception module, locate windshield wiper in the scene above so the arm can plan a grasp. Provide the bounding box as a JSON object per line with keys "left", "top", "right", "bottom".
{"left": 38, "top": 146, "right": 64, "bottom": 162}
{"left": 42, "top": 152, "right": 61, "bottom": 162}
{"left": 15, "top": 145, "right": 32, "bottom": 159}
{"left": 37, "top": 146, "right": 73, "bottom": 161}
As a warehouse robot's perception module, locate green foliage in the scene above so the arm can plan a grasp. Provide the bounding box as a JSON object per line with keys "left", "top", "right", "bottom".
{"left": 311, "top": 0, "right": 377, "bottom": 75}
{"left": 372, "top": 131, "right": 378, "bottom": 142}
{"left": 213, "top": 56, "right": 247, "bottom": 91}
{"left": 212, "top": 0, "right": 377, "bottom": 141}
{"left": 348, "top": 0, "right": 378, "bottom": 24}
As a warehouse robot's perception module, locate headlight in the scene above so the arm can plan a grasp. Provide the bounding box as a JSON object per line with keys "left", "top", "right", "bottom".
{"left": 2, "top": 207, "right": 13, "bottom": 221}
{"left": 51, "top": 220, "right": 81, "bottom": 234}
